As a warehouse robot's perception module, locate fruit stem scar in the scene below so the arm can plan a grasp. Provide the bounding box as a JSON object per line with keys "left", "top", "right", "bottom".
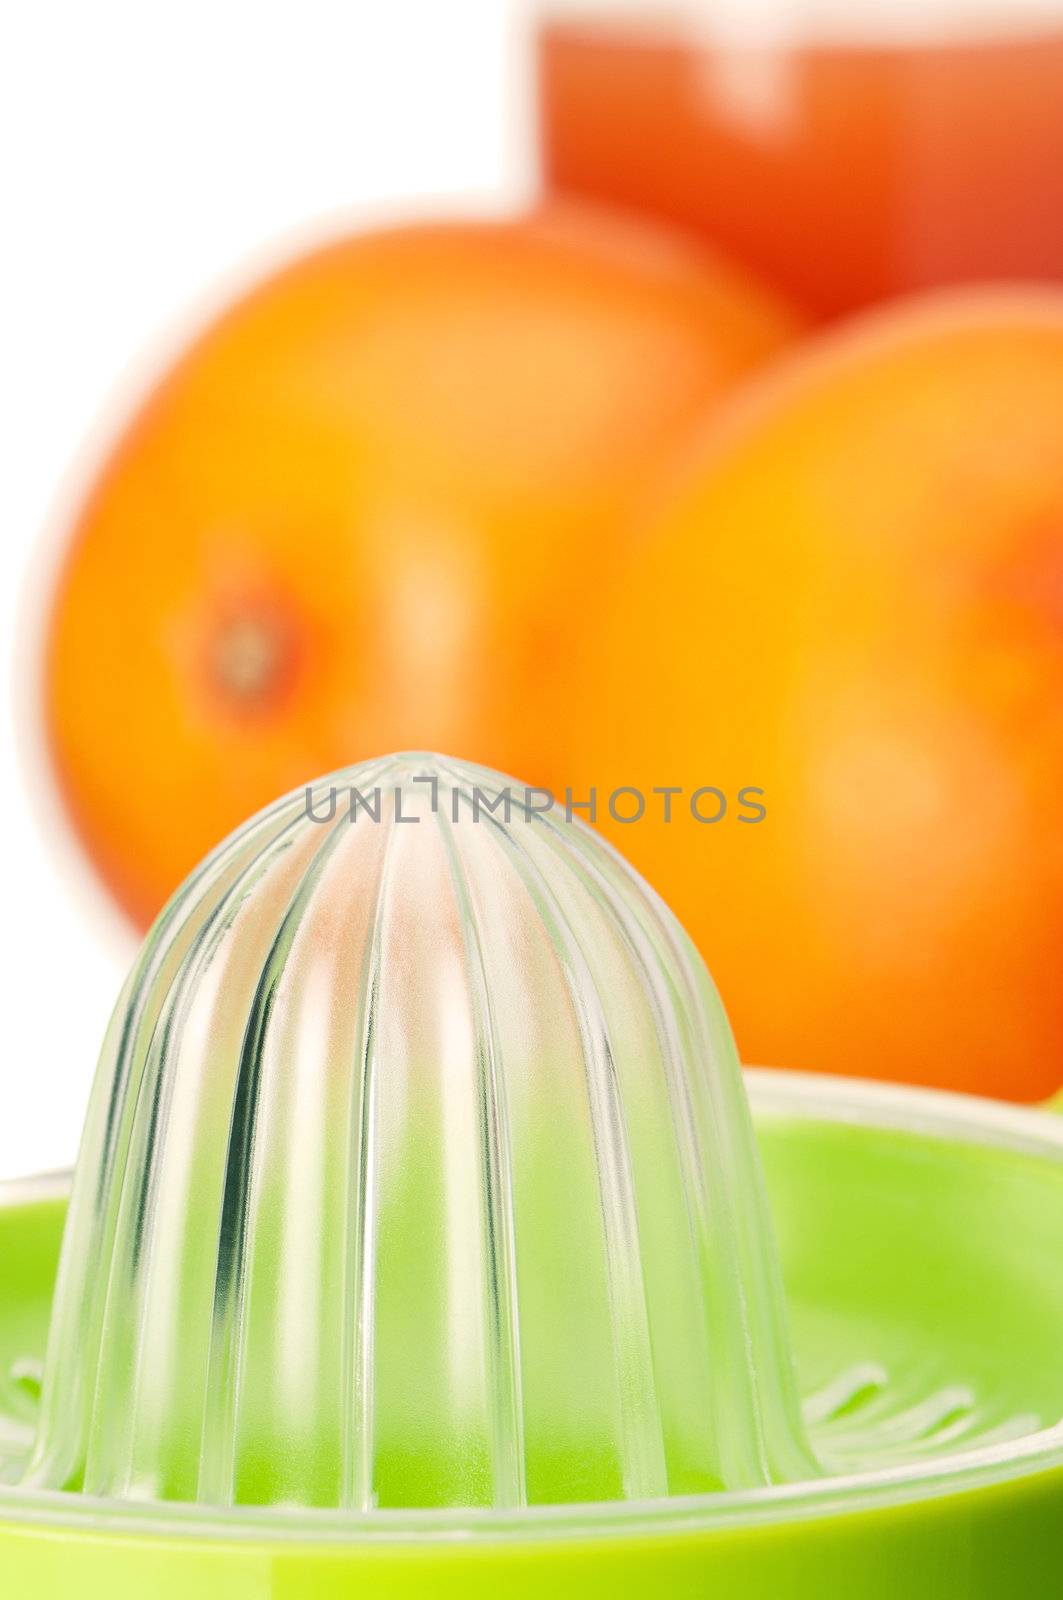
{"left": 209, "top": 611, "right": 298, "bottom": 712}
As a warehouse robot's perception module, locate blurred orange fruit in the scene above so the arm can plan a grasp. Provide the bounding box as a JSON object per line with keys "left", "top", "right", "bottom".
{"left": 43, "top": 208, "right": 799, "bottom": 929}
{"left": 570, "top": 290, "right": 1063, "bottom": 1101}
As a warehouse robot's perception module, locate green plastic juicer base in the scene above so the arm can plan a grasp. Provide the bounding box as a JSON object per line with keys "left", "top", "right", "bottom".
{"left": 4, "top": 1071, "right": 1063, "bottom": 1597}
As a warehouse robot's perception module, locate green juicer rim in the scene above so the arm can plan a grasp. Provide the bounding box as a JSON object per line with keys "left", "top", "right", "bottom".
{"left": 2, "top": 1067, "right": 1063, "bottom": 1546}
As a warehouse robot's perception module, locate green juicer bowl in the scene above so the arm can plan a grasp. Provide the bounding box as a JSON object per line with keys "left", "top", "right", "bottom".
{"left": 4, "top": 1078, "right": 1063, "bottom": 1595}
{"left": 2, "top": 754, "right": 1062, "bottom": 1595}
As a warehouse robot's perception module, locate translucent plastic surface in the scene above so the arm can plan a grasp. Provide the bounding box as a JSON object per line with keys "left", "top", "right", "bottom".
{"left": 26, "top": 754, "right": 813, "bottom": 1510}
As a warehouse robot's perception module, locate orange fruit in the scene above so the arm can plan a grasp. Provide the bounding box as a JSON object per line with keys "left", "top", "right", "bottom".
{"left": 43, "top": 207, "right": 799, "bottom": 929}
{"left": 570, "top": 289, "right": 1063, "bottom": 1101}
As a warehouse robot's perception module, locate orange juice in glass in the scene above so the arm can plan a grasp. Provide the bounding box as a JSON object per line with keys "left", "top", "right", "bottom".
{"left": 538, "top": 1, "right": 1063, "bottom": 318}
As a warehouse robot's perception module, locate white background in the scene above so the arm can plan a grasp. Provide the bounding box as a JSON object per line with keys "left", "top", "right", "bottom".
{"left": 0, "top": 1, "right": 533, "bottom": 1179}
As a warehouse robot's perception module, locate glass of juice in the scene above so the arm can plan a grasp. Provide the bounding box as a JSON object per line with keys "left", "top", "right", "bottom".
{"left": 537, "top": 0, "right": 1063, "bottom": 319}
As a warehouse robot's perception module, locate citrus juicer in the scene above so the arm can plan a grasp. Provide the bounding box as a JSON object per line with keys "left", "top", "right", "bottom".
{"left": 2, "top": 751, "right": 1063, "bottom": 1596}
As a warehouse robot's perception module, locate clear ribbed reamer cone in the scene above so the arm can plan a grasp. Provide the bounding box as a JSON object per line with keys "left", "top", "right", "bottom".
{"left": 24, "top": 753, "right": 814, "bottom": 1511}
